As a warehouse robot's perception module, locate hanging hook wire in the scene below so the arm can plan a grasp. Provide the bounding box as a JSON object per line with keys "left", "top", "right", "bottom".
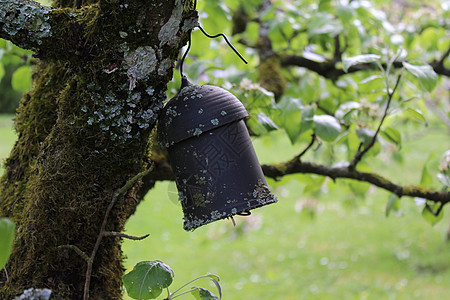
{"left": 197, "top": 25, "right": 248, "bottom": 64}
{"left": 179, "top": 0, "right": 247, "bottom": 79}
{"left": 180, "top": 31, "right": 192, "bottom": 79}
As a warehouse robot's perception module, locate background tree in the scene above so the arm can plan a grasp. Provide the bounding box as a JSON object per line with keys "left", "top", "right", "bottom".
{"left": 0, "top": 0, "right": 448, "bottom": 299}
{"left": 144, "top": 0, "right": 448, "bottom": 219}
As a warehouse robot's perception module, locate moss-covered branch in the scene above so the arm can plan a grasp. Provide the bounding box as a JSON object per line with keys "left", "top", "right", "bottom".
{"left": 0, "top": 0, "right": 56, "bottom": 52}
{"left": 142, "top": 148, "right": 449, "bottom": 205}
{"left": 0, "top": 0, "right": 101, "bottom": 61}
{"left": 261, "top": 159, "right": 449, "bottom": 205}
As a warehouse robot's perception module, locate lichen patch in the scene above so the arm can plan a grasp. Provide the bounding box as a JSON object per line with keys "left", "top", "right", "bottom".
{"left": 123, "top": 46, "right": 157, "bottom": 90}
{"left": 158, "top": 0, "right": 183, "bottom": 47}
{"left": 0, "top": 0, "right": 53, "bottom": 49}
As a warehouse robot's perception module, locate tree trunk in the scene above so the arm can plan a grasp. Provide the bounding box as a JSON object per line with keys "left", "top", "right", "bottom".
{"left": 0, "top": 0, "right": 197, "bottom": 298}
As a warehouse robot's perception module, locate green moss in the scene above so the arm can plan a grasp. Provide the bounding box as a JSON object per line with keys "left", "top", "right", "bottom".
{"left": 402, "top": 185, "right": 437, "bottom": 198}
{"left": 258, "top": 56, "right": 286, "bottom": 102}
{"left": 0, "top": 0, "right": 198, "bottom": 298}
{"left": 1, "top": 62, "right": 66, "bottom": 218}
{"left": 273, "top": 162, "right": 288, "bottom": 173}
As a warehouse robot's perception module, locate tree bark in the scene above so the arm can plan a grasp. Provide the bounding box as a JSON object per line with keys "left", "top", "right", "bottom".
{"left": 0, "top": 0, "right": 197, "bottom": 298}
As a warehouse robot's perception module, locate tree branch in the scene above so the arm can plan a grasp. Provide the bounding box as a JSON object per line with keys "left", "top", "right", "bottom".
{"left": 103, "top": 231, "right": 150, "bottom": 241}
{"left": 430, "top": 46, "right": 450, "bottom": 77}
{"left": 294, "top": 134, "right": 316, "bottom": 160}
{"left": 84, "top": 165, "right": 153, "bottom": 300}
{"left": 0, "top": 0, "right": 99, "bottom": 61}
{"left": 438, "top": 46, "right": 450, "bottom": 66}
{"left": 261, "top": 159, "right": 450, "bottom": 205}
{"left": 139, "top": 144, "right": 448, "bottom": 206}
{"left": 58, "top": 245, "right": 90, "bottom": 263}
{"left": 349, "top": 74, "right": 402, "bottom": 170}
{"left": 0, "top": 0, "right": 54, "bottom": 52}
{"left": 281, "top": 54, "right": 450, "bottom": 79}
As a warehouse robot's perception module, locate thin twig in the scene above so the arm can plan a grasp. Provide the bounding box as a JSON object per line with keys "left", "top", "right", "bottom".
{"left": 169, "top": 274, "right": 214, "bottom": 299}
{"left": 59, "top": 245, "right": 90, "bottom": 262}
{"left": 438, "top": 47, "right": 450, "bottom": 66}
{"left": 426, "top": 202, "right": 445, "bottom": 216}
{"left": 349, "top": 74, "right": 402, "bottom": 170}
{"left": 293, "top": 134, "right": 316, "bottom": 161}
{"left": 103, "top": 231, "right": 150, "bottom": 241}
{"left": 3, "top": 267, "right": 8, "bottom": 282}
{"left": 333, "top": 35, "right": 342, "bottom": 62}
{"left": 83, "top": 165, "right": 153, "bottom": 300}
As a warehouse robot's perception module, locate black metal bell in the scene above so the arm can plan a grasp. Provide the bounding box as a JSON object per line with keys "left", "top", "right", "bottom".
{"left": 158, "top": 77, "right": 277, "bottom": 231}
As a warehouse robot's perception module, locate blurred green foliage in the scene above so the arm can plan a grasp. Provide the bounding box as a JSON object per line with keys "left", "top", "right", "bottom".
{"left": 0, "top": 217, "right": 15, "bottom": 269}
{"left": 0, "top": 0, "right": 51, "bottom": 113}
{"left": 0, "top": 39, "right": 33, "bottom": 113}
{"left": 174, "top": 0, "right": 449, "bottom": 213}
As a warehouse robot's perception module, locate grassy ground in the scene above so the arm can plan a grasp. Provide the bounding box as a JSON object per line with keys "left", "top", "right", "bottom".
{"left": 0, "top": 115, "right": 15, "bottom": 173}
{"left": 122, "top": 123, "right": 449, "bottom": 299}
{"left": 0, "top": 114, "right": 449, "bottom": 299}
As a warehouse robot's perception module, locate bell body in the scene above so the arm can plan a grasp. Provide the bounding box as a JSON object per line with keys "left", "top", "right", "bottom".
{"left": 158, "top": 77, "right": 277, "bottom": 231}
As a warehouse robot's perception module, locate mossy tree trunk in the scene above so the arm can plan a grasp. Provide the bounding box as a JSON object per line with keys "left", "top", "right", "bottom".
{"left": 0, "top": 0, "right": 196, "bottom": 298}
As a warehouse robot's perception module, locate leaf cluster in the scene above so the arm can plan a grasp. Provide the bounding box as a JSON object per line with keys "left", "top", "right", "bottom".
{"left": 178, "top": 0, "right": 449, "bottom": 223}
{"left": 123, "top": 260, "right": 221, "bottom": 300}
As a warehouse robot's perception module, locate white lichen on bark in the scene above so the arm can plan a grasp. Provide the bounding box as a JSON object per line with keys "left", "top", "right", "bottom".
{"left": 158, "top": 0, "right": 183, "bottom": 47}
{"left": 0, "top": 0, "right": 53, "bottom": 50}
{"left": 123, "top": 46, "right": 157, "bottom": 90}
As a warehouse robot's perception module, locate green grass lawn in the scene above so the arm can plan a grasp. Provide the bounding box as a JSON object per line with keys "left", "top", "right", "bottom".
{"left": 0, "top": 114, "right": 449, "bottom": 299}
{"left": 122, "top": 123, "right": 449, "bottom": 299}
{"left": 0, "top": 115, "right": 15, "bottom": 174}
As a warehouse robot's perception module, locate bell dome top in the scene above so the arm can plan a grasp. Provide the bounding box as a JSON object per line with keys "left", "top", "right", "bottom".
{"left": 158, "top": 77, "right": 249, "bottom": 148}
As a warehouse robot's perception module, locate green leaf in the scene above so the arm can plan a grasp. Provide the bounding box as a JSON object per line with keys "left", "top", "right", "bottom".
{"left": 335, "top": 101, "right": 361, "bottom": 122}
{"left": 421, "top": 204, "right": 444, "bottom": 226}
{"left": 11, "top": 65, "right": 32, "bottom": 92}
{"left": 206, "top": 273, "right": 222, "bottom": 299}
{"left": 402, "top": 62, "right": 438, "bottom": 92}
{"left": 337, "top": 5, "right": 355, "bottom": 24}
{"left": 191, "top": 287, "right": 220, "bottom": 300}
{"left": 342, "top": 54, "right": 381, "bottom": 72}
{"left": 256, "top": 112, "right": 279, "bottom": 131}
{"left": 380, "top": 127, "right": 401, "bottom": 148}
{"left": 404, "top": 108, "right": 427, "bottom": 124}
{"left": 122, "top": 260, "right": 174, "bottom": 299}
{"left": 277, "top": 97, "right": 303, "bottom": 144}
{"left": 300, "top": 105, "right": 315, "bottom": 134}
{"left": 313, "top": 115, "right": 341, "bottom": 142}
{"left": 318, "top": 0, "right": 332, "bottom": 12}
{"left": 0, "top": 62, "right": 5, "bottom": 83}
{"left": 356, "top": 127, "right": 376, "bottom": 147}
{"left": 385, "top": 194, "right": 400, "bottom": 217}
{"left": 420, "top": 164, "right": 433, "bottom": 187}
{"left": 359, "top": 74, "right": 383, "bottom": 85}
{"left": 0, "top": 218, "right": 15, "bottom": 269}
{"left": 308, "top": 12, "right": 343, "bottom": 37}
{"left": 238, "top": 79, "right": 274, "bottom": 110}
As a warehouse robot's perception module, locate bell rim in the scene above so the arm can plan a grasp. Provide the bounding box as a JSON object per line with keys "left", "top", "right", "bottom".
{"left": 182, "top": 193, "right": 278, "bottom": 231}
